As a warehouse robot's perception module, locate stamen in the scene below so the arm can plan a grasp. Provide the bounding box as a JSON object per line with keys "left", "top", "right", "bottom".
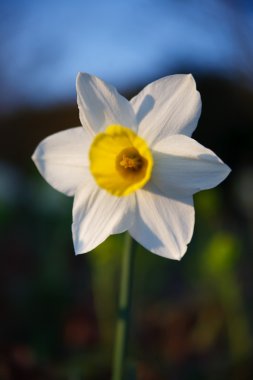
{"left": 120, "top": 153, "right": 143, "bottom": 170}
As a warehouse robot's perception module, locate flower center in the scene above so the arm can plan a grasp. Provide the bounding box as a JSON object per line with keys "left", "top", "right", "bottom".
{"left": 89, "top": 125, "right": 153, "bottom": 196}
{"left": 119, "top": 149, "right": 143, "bottom": 170}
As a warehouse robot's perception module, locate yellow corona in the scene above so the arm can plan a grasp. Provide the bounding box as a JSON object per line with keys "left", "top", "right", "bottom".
{"left": 89, "top": 125, "right": 153, "bottom": 196}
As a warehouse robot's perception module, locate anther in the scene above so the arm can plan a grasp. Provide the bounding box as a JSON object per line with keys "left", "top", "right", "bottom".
{"left": 120, "top": 154, "right": 143, "bottom": 170}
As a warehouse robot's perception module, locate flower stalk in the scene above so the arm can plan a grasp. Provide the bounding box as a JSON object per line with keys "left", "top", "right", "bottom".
{"left": 111, "top": 233, "right": 135, "bottom": 380}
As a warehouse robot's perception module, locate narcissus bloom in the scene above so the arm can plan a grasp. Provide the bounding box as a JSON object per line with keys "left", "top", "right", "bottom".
{"left": 32, "top": 73, "right": 230, "bottom": 260}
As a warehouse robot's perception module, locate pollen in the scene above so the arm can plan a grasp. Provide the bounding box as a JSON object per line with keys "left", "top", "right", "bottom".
{"left": 120, "top": 153, "right": 142, "bottom": 170}
{"left": 118, "top": 148, "right": 143, "bottom": 171}
{"left": 89, "top": 125, "right": 153, "bottom": 196}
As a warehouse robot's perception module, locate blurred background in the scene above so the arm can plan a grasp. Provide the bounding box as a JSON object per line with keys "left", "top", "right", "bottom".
{"left": 0, "top": 0, "right": 253, "bottom": 379}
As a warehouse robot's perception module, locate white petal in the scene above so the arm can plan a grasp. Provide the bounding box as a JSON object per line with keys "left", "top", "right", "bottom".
{"left": 72, "top": 182, "right": 135, "bottom": 254}
{"left": 152, "top": 134, "right": 231, "bottom": 197}
{"left": 32, "top": 127, "right": 92, "bottom": 196}
{"left": 76, "top": 73, "right": 137, "bottom": 135}
{"left": 129, "top": 186, "right": 194, "bottom": 260}
{"left": 131, "top": 74, "right": 201, "bottom": 146}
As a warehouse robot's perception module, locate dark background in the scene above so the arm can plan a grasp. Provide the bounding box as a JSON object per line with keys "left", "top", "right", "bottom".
{"left": 0, "top": 1, "right": 253, "bottom": 379}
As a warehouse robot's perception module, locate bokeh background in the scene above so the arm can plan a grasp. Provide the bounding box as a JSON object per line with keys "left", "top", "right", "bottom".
{"left": 1, "top": 0, "right": 253, "bottom": 379}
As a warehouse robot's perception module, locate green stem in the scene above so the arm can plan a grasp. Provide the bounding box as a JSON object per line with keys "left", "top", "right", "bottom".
{"left": 111, "top": 233, "right": 135, "bottom": 380}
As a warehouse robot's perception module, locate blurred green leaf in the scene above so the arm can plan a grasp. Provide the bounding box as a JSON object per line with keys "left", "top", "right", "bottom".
{"left": 202, "top": 232, "right": 240, "bottom": 276}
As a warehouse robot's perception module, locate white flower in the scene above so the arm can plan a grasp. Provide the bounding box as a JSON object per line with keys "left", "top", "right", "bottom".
{"left": 32, "top": 73, "right": 231, "bottom": 260}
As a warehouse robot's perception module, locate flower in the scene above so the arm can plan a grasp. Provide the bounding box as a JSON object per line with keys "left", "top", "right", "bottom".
{"left": 32, "top": 73, "right": 231, "bottom": 260}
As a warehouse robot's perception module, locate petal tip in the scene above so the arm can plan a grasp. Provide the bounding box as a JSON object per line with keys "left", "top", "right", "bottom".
{"left": 74, "top": 249, "right": 85, "bottom": 256}
{"left": 72, "top": 231, "right": 86, "bottom": 255}
{"left": 147, "top": 242, "right": 190, "bottom": 261}
{"left": 76, "top": 72, "right": 84, "bottom": 85}
{"left": 76, "top": 72, "right": 90, "bottom": 88}
{"left": 77, "top": 71, "right": 85, "bottom": 78}
{"left": 177, "top": 244, "right": 189, "bottom": 261}
{"left": 185, "top": 73, "right": 199, "bottom": 93}
{"left": 31, "top": 147, "right": 40, "bottom": 166}
{"left": 224, "top": 163, "right": 232, "bottom": 179}
{"left": 187, "top": 73, "right": 195, "bottom": 82}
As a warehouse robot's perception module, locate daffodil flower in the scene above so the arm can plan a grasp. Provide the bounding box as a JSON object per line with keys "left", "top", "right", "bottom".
{"left": 32, "top": 73, "right": 230, "bottom": 260}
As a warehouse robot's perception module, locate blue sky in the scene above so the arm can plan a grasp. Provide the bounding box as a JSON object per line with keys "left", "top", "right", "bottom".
{"left": 0, "top": 0, "right": 252, "bottom": 111}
